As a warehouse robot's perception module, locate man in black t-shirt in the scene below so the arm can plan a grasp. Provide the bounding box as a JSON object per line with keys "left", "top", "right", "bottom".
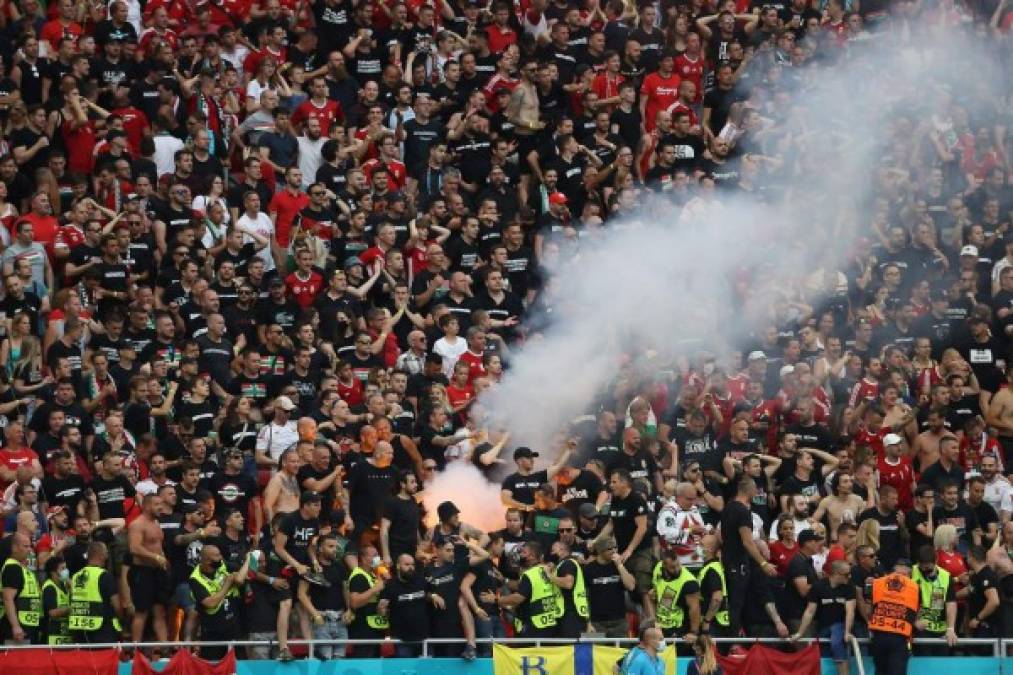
{"left": 784, "top": 529, "right": 821, "bottom": 634}
{"left": 501, "top": 443, "right": 573, "bottom": 511}
{"left": 379, "top": 553, "right": 430, "bottom": 657}
{"left": 380, "top": 470, "right": 421, "bottom": 564}
{"left": 582, "top": 536, "right": 636, "bottom": 637}
{"left": 274, "top": 491, "right": 322, "bottom": 573}
{"left": 791, "top": 559, "right": 856, "bottom": 665}
{"left": 297, "top": 533, "right": 352, "bottom": 660}
{"left": 721, "top": 476, "right": 778, "bottom": 636}
{"left": 605, "top": 469, "right": 652, "bottom": 594}
{"left": 965, "top": 545, "right": 1002, "bottom": 639}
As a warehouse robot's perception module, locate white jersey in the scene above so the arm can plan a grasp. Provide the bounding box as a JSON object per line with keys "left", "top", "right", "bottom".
{"left": 656, "top": 500, "right": 708, "bottom": 568}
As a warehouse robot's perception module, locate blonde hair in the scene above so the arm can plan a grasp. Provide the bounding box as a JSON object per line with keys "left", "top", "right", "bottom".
{"left": 856, "top": 518, "right": 880, "bottom": 550}
{"left": 933, "top": 523, "right": 958, "bottom": 551}
{"left": 694, "top": 634, "right": 718, "bottom": 674}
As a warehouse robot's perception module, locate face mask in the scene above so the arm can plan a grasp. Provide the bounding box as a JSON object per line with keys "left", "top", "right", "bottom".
{"left": 371, "top": 556, "right": 383, "bottom": 569}
{"left": 657, "top": 639, "right": 668, "bottom": 653}
{"left": 59, "top": 568, "right": 70, "bottom": 582}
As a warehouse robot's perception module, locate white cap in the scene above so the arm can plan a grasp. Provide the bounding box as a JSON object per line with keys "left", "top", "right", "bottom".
{"left": 747, "top": 350, "right": 768, "bottom": 361}
{"left": 275, "top": 395, "right": 297, "bottom": 411}
{"left": 960, "top": 245, "right": 979, "bottom": 257}
{"left": 779, "top": 364, "right": 794, "bottom": 378}
{"left": 883, "top": 433, "right": 903, "bottom": 446}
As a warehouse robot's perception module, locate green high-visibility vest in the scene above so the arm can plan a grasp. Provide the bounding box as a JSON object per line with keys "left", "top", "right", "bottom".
{"left": 518, "top": 565, "right": 562, "bottom": 631}
{"left": 189, "top": 563, "right": 238, "bottom": 615}
{"left": 697, "top": 560, "right": 729, "bottom": 627}
{"left": 652, "top": 562, "right": 696, "bottom": 630}
{"left": 556, "top": 557, "right": 589, "bottom": 619}
{"left": 41, "top": 578, "right": 71, "bottom": 644}
{"left": 0, "top": 558, "right": 41, "bottom": 628}
{"left": 349, "top": 567, "right": 390, "bottom": 630}
{"left": 911, "top": 566, "right": 951, "bottom": 634}
{"left": 69, "top": 565, "right": 120, "bottom": 633}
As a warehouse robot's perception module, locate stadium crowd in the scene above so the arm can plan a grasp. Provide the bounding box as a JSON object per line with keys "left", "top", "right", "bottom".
{"left": 0, "top": 0, "right": 1010, "bottom": 669}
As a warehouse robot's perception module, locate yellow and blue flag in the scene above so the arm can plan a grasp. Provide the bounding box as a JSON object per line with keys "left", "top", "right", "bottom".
{"left": 493, "top": 642, "right": 677, "bottom": 675}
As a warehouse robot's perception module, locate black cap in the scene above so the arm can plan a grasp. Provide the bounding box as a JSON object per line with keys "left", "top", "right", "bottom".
{"left": 437, "top": 501, "right": 459, "bottom": 522}
{"left": 932, "top": 288, "right": 950, "bottom": 302}
{"left": 300, "top": 490, "right": 323, "bottom": 505}
{"left": 578, "top": 503, "right": 599, "bottom": 519}
{"left": 798, "top": 529, "right": 823, "bottom": 545}
{"left": 268, "top": 277, "right": 285, "bottom": 288}
{"left": 180, "top": 502, "right": 200, "bottom": 515}
{"left": 513, "top": 446, "right": 539, "bottom": 460}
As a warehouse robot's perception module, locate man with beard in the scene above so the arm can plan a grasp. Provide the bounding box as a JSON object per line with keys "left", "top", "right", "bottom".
{"left": 610, "top": 427, "right": 664, "bottom": 496}
{"left": 297, "top": 533, "right": 352, "bottom": 660}
{"left": 380, "top": 470, "right": 421, "bottom": 566}
{"left": 126, "top": 494, "right": 170, "bottom": 643}
{"left": 41, "top": 449, "right": 85, "bottom": 515}
{"left": 379, "top": 553, "right": 430, "bottom": 657}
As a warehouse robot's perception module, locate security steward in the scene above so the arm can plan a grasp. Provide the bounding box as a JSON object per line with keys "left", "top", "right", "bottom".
{"left": 647, "top": 548, "right": 701, "bottom": 646}
{"left": 348, "top": 545, "right": 389, "bottom": 658}
{"left": 189, "top": 544, "right": 250, "bottom": 660}
{"left": 498, "top": 541, "right": 563, "bottom": 638}
{"left": 549, "top": 540, "right": 589, "bottom": 638}
{"left": 1, "top": 532, "right": 41, "bottom": 643}
{"left": 41, "top": 556, "right": 72, "bottom": 645}
{"left": 69, "top": 541, "right": 123, "bottom": 644}
{"left": 911, "top": 544, "right": 958, "bottom": 655}
{"left": 697, "top": 535, "right": 729, "bottom": 638}
{"left": 868, "top": 559, "right": 919, "bottom": 675}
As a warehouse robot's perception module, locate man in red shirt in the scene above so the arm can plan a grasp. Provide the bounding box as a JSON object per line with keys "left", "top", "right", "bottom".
{"left": 17, "top": 191, "right": 60, "bottom": 256}
{"left": 290, "top": 77, "right": 344, "bottom": 133}
{"left": 878, "top": 433, "right": 916, "bottom": 511}
{"left": 674, "top": 33, "right": 705, "bottom": 104}
{"left": 485, "top": 2, "right": 518, "bottom": 54}
{"left": 456, "top": 328, "right": 488, "bottom": 384}
{"left": 40, "top": 0, "right": 83, "bottom": 52}
{"left": 269, "top": 166, "right": 310, "bottom": 248}
{"left": 284, "top": 248, "right": 324, "bottom": 309}
{"left": 361, "top": 133, "right": 408, "bottom": 192}
{"left": 591, "top": 51, "right": 625, "bottom": 111}
{"left": 640, "top": 51, "right": 681, "bottom": 133}
{"left": 0, "top": 423, "right": 42, "bottom": 492}
{"left": 110, "top": 86, "right": 151, "bottom": 157}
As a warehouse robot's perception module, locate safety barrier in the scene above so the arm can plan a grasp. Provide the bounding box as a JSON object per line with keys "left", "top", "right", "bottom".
{"left": 0, "top": 636, "right": 1009, "bottom": 659}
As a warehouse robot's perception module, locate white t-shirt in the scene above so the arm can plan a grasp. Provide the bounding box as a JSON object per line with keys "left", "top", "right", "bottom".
{"left": 153, "top": 134, "right": 185, "bottom": 178}
{"left": 255, "top": 421, "right": 300, "bottom": 463}
{"left": 236, "top": 211, "right": 276, "bottom": 271}
{"left": 297, "top": 136, "right": 326, "bottom": 189}
{"left": 433, "top": 336, "right": 467, "bottom": 378}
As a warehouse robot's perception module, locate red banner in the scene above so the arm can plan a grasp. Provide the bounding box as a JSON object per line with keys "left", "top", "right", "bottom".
{"left": 0, "top": 648, "right": 118, "bottom": 675}
{"left": 717, "top": 643, "right": 822, "bottom": 675}
{"left": 131, "top": 649, "right": 237, "bottom": 675}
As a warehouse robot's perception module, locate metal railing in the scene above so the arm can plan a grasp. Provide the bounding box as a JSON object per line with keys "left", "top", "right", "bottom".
{"left": 0, "top": 636, "right": 1009, "bottom": 660}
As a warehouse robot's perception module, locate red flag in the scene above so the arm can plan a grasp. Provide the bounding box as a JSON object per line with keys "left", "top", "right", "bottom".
{"left": 716, "top": 643, "right": 822, "bottom": 675}
{"left": 131, "top": 648, "right": 237, "bottom": 675}
{"left": 0, "top": 648, "right": 118, "bottom": 675}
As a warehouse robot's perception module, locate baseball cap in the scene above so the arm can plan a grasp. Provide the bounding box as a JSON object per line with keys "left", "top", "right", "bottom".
{"left": 747, "top": 350, "right": 767, "bottom": 361}
{"left": 45, "top": 505, "right": 66, "bottom": 519}
{"left": 437, "top": 501, "right": 460, "bottom": 522}
{"left": 883, "top": 433, "right": 903, "bottom": 446}
{"left": 268, "top": 276, "right": 285, "bottom": 288}
{"left": 960, "top": 245, "right": 979, "bottom": 257}
{"left": 513, "top": 446, "right": 539, "bottom": 460}
{"left": 779, "top": 364, "right": 794, "bottom": 378}
{"left": 548, "top": 192, "right": 568, "bottom": 206}
{"left": 931, "top": 288, "right": 950, "bottom": 302}
{"left": 276, "top": 395, "right": 296, "bottom": 411}
{"left": 578, "top": 503, "right": 599, "bottom": 519}
{"left": 300, "top": 490, "right": 323, "bottom": 505}
{"left": 593, "top": 537, "right": 617, "bottom": 554}
{"left": 344, "top": 256, "right": 364, "bottom": 269}
{"left": 798, "top": 530, "right": 823, "bottom": 545}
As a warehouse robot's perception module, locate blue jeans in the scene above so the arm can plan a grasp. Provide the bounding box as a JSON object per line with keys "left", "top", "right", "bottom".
{"left": 474, "top": 613, "right": 506, "bottom": 657}
{"left": 312, "top": 617, "right": 348, "bottom": 659}
{"left": 819, "top": 623, "right": 849, "bottom": 662}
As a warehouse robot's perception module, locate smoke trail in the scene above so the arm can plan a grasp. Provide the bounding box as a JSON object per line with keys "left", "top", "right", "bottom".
{"left": 476, "top": 25, "right": 1008, "bottom": 457}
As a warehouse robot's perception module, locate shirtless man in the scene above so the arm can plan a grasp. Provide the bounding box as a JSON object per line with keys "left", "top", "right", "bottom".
{"left": 880, "top": 384, "right": 917, "bottom": 440}
{"left": 912, "top": 408, "right": 950, "bottom": 473}
{"left": 985, "top": 368, "right": 1013, "bottom": 464}
{"left": 127, "top": 494, "right": 170, "bottom": 642}
{"left": 811, "top": 472, "right": 866, "bottom": 539}
{"left": 263, "top": 448, "right": 301, "bottom": 520}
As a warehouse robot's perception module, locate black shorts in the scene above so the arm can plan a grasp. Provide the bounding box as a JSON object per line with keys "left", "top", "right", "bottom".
{"left": 128, "top": 566, "right": 172, "bottom": 610}
{"left": 515, "top": 134, "right": 539, "bottom": 175}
